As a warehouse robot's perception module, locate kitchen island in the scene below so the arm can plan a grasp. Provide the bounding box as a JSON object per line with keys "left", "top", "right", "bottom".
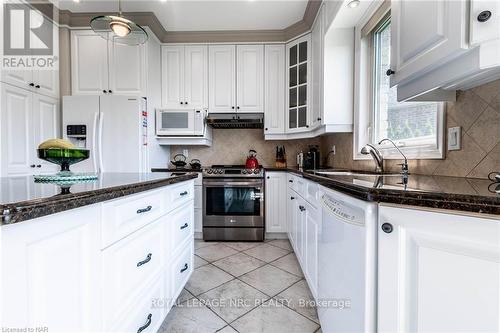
{"left": 1, "top": 172, "right": 197, "bottom": 333}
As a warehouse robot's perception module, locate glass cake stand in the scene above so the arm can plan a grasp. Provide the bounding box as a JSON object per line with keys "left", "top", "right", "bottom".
{"left": 34, "top": 148, "right": 98, "bottom": 183}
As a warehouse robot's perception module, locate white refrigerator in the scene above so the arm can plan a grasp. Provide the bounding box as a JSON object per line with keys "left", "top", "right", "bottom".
{"left": 62, "top": 95, "right": 148, "bottom": 173}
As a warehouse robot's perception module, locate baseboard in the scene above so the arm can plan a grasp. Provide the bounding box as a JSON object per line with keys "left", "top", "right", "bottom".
{"left": 265, "top": 232, "right": 289, "bottom": 240}
{"left": 194, "top": 232, "right": 203, "bottom": 240}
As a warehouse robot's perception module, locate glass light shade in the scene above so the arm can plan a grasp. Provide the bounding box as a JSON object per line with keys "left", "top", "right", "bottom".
{"left": 90, "top": 15, "right": 148, "bottom": 45}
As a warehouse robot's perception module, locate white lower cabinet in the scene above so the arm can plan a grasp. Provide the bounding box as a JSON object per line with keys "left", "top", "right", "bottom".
{"left": 304, "top": 200, "right": 319, "bottom": 298}
{"left": 1, "top": 205, "right": 102, "bottom": 332}
{"left": 1, "top": 181, "right": 195, "bottom": 333}
{"left": 265, "top": 172, "right": 288, "bottom": 233}
{"left": 378, "top": 205, "right": 500, "bottom": 333}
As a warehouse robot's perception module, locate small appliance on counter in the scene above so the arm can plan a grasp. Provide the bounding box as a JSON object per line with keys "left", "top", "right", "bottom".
{"left": 189, "top": 159, "right": 202, "bottom": 170}
{"left": 297, "top": 151, "right": 304, "bottom": 169}
{"left": 245, "top": 150, "right": 259, "bottom": 170}
{"left": 275, "top": 145, "right": 287, "bottom": 168}
{"left": 170, "top": 154, "right": 188, "bottom": 169}
{"left": 304, "top": 145, "right": 321, "bottom": 170}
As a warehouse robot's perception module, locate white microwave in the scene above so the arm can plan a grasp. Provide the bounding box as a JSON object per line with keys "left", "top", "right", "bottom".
{"left": 156, "top": 109, "right": 206, "bottom": 136}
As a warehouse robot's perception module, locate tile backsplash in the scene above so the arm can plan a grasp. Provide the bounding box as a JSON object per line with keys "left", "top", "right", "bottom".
{"left": 170, "top": 129, "right": 321, "bottom": 167}
{"left": 321, "top": 80, "right": 500, "bottom": 179}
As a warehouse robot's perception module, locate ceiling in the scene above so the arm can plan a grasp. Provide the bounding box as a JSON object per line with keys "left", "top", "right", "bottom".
{"left": 53, "top": 0, "right": 310, "bottom": 31}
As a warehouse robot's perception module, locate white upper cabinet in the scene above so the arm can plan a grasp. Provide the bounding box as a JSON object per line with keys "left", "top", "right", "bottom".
{"left": 0, "top": 70, "right": 33, "bottom": 92}
{"left": 32, "top": 94, "right": 60, "bottom": 174}
{"left": 71, "top": 30, "right": 146, "bottom": 96}
{"left": 389, "top": 0, "right": 469, "bottom": 86}
{"left": 1, "top": 84, "right": 33, "bottom": 176}
{"left": 264, "top": 45, "right": 285, "bottom": 134}
{"left": 208, "top": 44, "right": 264, "bottom": 113}
{"left": 378, "top": 206, "right": 499, "bottom": 333}
{"left": 311, "top": 5, "right": 324, "bottom": 130}
{"left": 108, "top": 36, "right": 147, "bottom": 95}
{"left": 32, "top": 69, "right": 59, "bottom": 98}
{"left": 236, "top": 45, "right": 264, "bottom": 112}
{"left": 71, "top": 31, "right": 109, "bottom": 95}
{"left": 162, "top": 45, "right": 208, "bottom": 108}
{"left": 209, "top": 45, "right": 236, "bottom": 112}
{"left": 286, "top": 34, "right": 311, "bottom": 132}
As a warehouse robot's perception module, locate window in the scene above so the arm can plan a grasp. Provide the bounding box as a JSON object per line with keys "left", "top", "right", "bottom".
{"left": 354, "top": 8, "right": 444, "bottom": 160}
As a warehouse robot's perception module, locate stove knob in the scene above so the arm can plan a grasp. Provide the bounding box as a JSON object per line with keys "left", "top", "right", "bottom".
{"left": 207, "top": 169, "right": 213, "bottom": 174}
{"left": 242, "top": 170, "right": 247, "bottom": 174}
{"left": 254, "top": 169, "right": 260, "bottom": 174}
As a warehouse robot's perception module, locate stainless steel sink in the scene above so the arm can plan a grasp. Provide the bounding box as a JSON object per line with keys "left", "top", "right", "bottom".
{"left": 313, "top": 170, "right": 403, "bottom": 177}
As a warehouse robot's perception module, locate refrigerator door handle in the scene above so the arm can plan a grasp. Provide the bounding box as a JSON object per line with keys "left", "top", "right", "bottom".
{"left": 92, "top": 112, "right": 99, "bottom": 173}
{"left": 98, "top": 112, "right": 104, "bottom": 173}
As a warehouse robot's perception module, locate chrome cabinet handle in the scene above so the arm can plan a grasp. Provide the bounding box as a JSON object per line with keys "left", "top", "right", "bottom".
{"left": 137, "top": 313, "right": 152, "bottom": 333}
{"left": 137, "top": 253, "right": 152, "bottom": 267}
{"left": 180, "top": 223, "right": 188, "bottom": 230}
{"left": 180, "top": 263, "right": 188, "bottom": 273}
{"left": 136, "top": 205, "right": 152, "bottom": 214}
{"left": 179, "top": 191, "right": 188, "bottom": 196}
{"left": 299, "top": 205, "right": 305, "bottom": 212}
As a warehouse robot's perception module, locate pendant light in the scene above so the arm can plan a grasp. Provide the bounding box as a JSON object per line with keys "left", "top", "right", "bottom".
{"left": 90, "top": 0, "right": 148, "bottom": 46}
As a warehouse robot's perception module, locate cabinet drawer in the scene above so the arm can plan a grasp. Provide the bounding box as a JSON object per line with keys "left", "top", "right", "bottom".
{"left": 171, "top": 202, "right": 194, "bottom": 251}
{"left": 102, "top": 219, "right": 166, "bottom": 327}
{"left": 167, "top": 181, "right": 194, "bottom": 211}
{"left": 171, "top": 240, "right": 194, "bottom": 299}
{"left": 110, "top": 274, "right": 165, "bottom": 333}
{"left": 287, "top": 173, "right": 297, "bottom": 191}
{"left": 101, "top": 188, "right": 166, "bottom": 248}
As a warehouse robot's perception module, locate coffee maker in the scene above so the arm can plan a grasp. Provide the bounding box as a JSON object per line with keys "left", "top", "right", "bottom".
{"left": 304, "top": 145, "right": 320, "bottom": 170}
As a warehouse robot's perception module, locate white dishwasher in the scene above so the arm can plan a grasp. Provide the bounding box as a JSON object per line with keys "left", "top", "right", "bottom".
{"left": 318, "top": 186, "right": 377, "bottom": 333}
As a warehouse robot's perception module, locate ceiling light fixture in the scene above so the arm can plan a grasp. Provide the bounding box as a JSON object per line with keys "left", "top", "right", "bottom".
{"left": 347, "top": 0, "right": 360, "bottom": 8}
{"left": 90, "top": 0, "right": 148, "bottom": 45}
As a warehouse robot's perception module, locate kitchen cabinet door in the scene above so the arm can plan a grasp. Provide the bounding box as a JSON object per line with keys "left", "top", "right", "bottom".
{"left": 0, "top": 83, "right": 34, "bottom": 176}
{"left": 310, "top": 5, "right": 324, "bottom": 130}
{"left": 378, "top": 206, "right": 500, "bottom": 333}
{"left": 236, "top": 45, "right": 264, "bottom": 112}
{"left": 304, "top": 201, "right": 319, "bottom": 299}
{"left": 209, "top": 45, "right": 236, "bottom": 113}
{"left": 162, "top": 45, "right": 185, "bottom": 108}
{"left": 265, "top": 172, "right": 287, "bottom": 233}
{"left": 286, "top": 34, "right": 311, "bottom": 132}
{"left": 0, "top": 69, "right": 33, "bottom": 91}
{"left": 184, "top": 45, "right": 208, "bottom": 108}
{"left": 390, "top": 0, "right": 468, "bottom": 86}
{"left": 264, "top": 45, "right": 285, "bottom": 134}
{"left": 108, "top": 36, "right": 146, "bottom": 95}
{"left": 295, "top": 196, "right": 306, "bottom": 264}
{"left": 287, "top": 187, "right": 298, "bottom": 249}
{"left": 32, "top": 69, "right": 59, "bottom": 98}
{"left": 1, "top": 205, "right": 102, "bottom": 332}
{"left": 71, "top": 31, "right": 109, "bottom": 95}
{"left": 32, "top": 94, "right": 60, "bottom": 174}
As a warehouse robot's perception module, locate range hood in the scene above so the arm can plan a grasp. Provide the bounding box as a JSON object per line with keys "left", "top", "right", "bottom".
{"left": 206, "top": 113, "right": 264, "bottom": 129}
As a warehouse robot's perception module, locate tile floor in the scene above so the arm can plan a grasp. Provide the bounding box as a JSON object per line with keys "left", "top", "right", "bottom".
{"left": 158, "top": 239, "right": 321, "bottom": 333}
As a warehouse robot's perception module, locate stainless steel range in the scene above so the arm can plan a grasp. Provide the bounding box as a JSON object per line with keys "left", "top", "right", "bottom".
{"left": 202, "top": 165, "right": 264, "bottom": 241}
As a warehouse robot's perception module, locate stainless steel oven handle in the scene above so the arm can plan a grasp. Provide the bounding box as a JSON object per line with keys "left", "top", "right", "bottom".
{"left": 202, "top": 181, "right": 263, "bottom": 187}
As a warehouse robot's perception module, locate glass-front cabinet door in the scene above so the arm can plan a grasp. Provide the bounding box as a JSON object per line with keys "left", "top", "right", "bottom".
{"left": 286, "top": 34, "right": 311, "bottom": 132}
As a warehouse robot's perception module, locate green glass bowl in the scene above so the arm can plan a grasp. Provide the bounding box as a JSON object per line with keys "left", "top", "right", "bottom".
{"left": 37, "top": 148, "right": 90, "bottom": 172}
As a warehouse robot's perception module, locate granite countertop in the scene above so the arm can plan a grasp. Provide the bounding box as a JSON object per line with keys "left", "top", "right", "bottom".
{"left": 0, "top": 172, "right": 198, "bottom": 225}
{"left": 265, "top": 167, "right": 500, "bottom": 216}
{"left": 151, "top": 167, "right": 203, "bottom": 173}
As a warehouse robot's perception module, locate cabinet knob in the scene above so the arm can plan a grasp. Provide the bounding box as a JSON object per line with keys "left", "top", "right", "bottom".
{"left": 36, "top": 165, "right": 41, "bottom": 168}
{"left": 185, "top": 101, "right": 188, "bottom": 105}
{"left": 306, "top": 125, "right": 309, "bottom": 128}
{"left": 317, "top": 117, "right": 322, "bottom": 121}
{"left": 231, "top": 106, "right": 235, "bottom": 109}
{"left": 237, "top": 106, "right": 240, "bottom": 109}
{"left": 108, "top": 90, "right": 112, "bottom": 93}
{"left": 103, "top": 90, "right": 107, "bottom": 93}
{"left": 30, "top": 164, "right": 36, "bottom": 168}
{"left": 180, "top": 102, "right": 184, "bottom": 105}
{"left": 265, "top": 128, "right": 268, "bottom": 131}
{"left": 35, "top": 85, "right": 40, "bottom": 89}
{"left": 381, "top": 223, "right": 393, "bottom": 233}
{"left": 290, "top": 196, "right": 295, "bottom": 200}
{"left": 299, "top": 205, "right": 306, "bottom": 211}
{"left": 266, "top": 176, "right": 270, "bottom": 179}
{"left": 477, "top": 10, "right": 492, "bottom": 22}
{"left": 29, "top": 83, "right": 35, "bottom": 87}
{"left": 386, "top": 69, "right": 395, "bottom": 76}
{"left": 289, "top": 180, "right": 293, "bottom": 183}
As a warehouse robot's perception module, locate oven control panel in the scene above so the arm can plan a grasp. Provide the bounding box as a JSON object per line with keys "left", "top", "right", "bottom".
{"left": 203, "top": 167, "right": 263, "bottom": 178}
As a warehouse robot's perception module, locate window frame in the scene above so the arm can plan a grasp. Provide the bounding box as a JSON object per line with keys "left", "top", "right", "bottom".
{"left": 353, "top": 3, "right": 445, "bottom": 160}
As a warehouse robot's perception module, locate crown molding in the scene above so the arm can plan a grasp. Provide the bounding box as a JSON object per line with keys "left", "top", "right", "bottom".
{"left": 46, "top": 0, "right": 322, "bottom": 43}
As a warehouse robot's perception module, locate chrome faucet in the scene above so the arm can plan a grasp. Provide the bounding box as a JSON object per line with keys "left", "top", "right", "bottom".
{"left": 361, "top": 144, "right": 384, "bottom": 172}
{"left": 378, "top": 138, "right": 409, "bottom": 175}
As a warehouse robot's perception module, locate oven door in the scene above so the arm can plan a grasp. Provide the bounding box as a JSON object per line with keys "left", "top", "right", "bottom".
{"left": 203, "top": 179, "right": 264, "bottom": 228}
